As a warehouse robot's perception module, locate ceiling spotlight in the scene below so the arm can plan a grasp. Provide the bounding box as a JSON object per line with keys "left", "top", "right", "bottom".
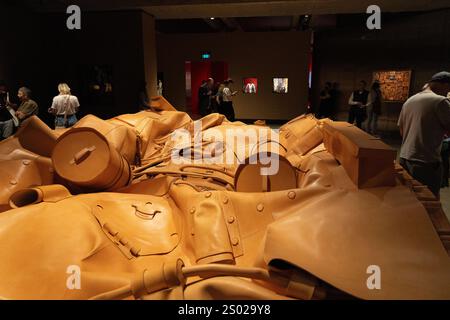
{"left": 210, "top": 17, "right": 215, "bottom": 20}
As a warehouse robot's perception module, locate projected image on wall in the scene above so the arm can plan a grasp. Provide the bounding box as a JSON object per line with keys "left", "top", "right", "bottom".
{"left": 243, "top": 78, "right": 257, "bottom": 94}
{"left": 273, "top": 78, "right": 288, "bottom": 93}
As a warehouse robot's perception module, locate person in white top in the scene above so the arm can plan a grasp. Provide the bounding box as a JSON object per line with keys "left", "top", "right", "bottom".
{"left": 48, "top": 83, "right": 80, "bottom": 129}
{"left": 220, "top": 79, "right": 238, "bottom": 121}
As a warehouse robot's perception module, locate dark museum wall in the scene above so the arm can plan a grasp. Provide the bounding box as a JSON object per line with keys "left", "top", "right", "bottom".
{"left": 0, "top": 4, "right": 41, "bottom": 100}
{"left": 312, "top": 9, "right": 450, "bottom": 132}
{"left": 157, "top": 31, "right": 311, "bottom": 121}
{"left": 0, "top": 5, "right": 157, "bottom": 125}
{"left": 39, "top": 11, "right": 147, "bottom": 120}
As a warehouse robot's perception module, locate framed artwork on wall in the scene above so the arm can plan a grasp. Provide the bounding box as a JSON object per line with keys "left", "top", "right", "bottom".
{"left": 243, "top": 77, "right": 257, "bottom": 94}
{"left": 373, "top": 70, "right": 412, "bottom": 102}
{"left": 273, "top": 78, "right": 288, "bottom": 93}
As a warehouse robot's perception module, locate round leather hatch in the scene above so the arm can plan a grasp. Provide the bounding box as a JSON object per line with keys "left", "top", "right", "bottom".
{"left": 52, "top": 128, "right": 111, "bottom": 185}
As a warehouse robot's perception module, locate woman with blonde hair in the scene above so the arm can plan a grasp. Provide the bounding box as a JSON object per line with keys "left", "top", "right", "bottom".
{"left": 48, "top": 83, "right": 80, "bottom": 129}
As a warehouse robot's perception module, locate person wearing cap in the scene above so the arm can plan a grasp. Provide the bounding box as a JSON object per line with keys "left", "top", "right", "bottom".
{"left": 220, "top": 79, "right": 238, "bottom": 121}
{"left": 398, "top": 71, "right": 450, "bottom": 197}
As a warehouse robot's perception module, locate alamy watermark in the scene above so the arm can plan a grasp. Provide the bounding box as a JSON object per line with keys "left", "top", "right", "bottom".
{"left": 170, "top": 121, "right": 281, "bottom": 175}
{"left": 66, "top": 5, "right": 81, "bottom": 30}
{"left": 367, "top": 5, "right": 381, "bottom": 30}
{"left": 65, "top": 5, "right": 381, "bottom": 30}
{"left": 366, "top": 265, "right": 381, "bottom": 290}
{"left": 66, "top": 265, "right": 81, "bottom": 290}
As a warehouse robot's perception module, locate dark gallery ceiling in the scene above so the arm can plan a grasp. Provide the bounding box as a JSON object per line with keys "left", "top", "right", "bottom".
{"left": 5, "top": 0, "right": 450, "bottom": 33}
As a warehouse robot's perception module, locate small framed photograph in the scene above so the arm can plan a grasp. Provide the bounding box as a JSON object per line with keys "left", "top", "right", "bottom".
{"left": 273, "top": 78, "right": 288, "bottom": 93}
{"left": 243, "top": 77, "right": 258, "bottom": 94}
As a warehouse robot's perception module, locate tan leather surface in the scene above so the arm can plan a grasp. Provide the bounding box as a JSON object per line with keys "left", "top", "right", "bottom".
{"left": 0, "top": 104, "right": 449, "bottom": 300}
{"left": 14, "top": 116, "right": 58, "bottom": 158}
{"left": 322, "top": 122, "right": 396, "bottom": 188}
{"left": 0, "top": 117, "right": 58, "bottom": 209}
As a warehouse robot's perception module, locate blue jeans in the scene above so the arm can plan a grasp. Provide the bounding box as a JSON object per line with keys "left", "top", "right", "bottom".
{"left": 0, "top": 119, "right": 14, "bottom": 139}
{"left": 55, "top": 114, "right": 77, "bottom": 128}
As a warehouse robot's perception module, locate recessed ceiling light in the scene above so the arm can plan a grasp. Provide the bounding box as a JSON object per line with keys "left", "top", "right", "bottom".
{"left": 210, "top": 17, "right": 215, "bottom": 20}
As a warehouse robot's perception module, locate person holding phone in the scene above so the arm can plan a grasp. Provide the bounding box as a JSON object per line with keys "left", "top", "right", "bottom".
{"left": 348, "top": 80, "right": 369, "bottom": 128}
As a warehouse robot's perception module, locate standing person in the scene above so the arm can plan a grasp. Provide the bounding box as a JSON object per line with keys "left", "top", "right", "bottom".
{"left": 196, "top": 77, "right": 215, "bottom": 117}
{"left": 317, "top": 82, "right": 332, "bottom": 119}
{"left": 215, "top": 83, "right": 225, "bottom": 113}
{"left": 348, "top": 80, "right": 369, "bottom": 128}
{"left": 210, "top": 82, "right": 220, "bottom": 113}
{"left": 10, "top": 87, "right": 39, "bottom": 124}
{"left": 0, "top": 83, "right": 15, "bottom": 140}
{"left": 365, "top": 81, "right": 383, "bottom": 136}
{"left": 198, "top": 80, "right": 210, "bottom": 117}
{"left": 398, "top": 71, "right": 450, "bottom": 198}
{"left": 329, "top": 82, "right": 340, "bottom": 120}
{"left": 48, "top": 83, "right": 80, "bottom": 129}
{"left": 220, "top": 79, "right": 238, "bottom": 121}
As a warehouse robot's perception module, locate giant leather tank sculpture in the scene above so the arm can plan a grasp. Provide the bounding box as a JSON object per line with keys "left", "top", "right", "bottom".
{"left": 0, "top": 96, "right": 449, "bottom": 300}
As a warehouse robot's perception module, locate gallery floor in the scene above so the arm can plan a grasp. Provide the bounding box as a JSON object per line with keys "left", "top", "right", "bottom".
{"left": 387, "top": 138, "right": 450, "bottom": 220}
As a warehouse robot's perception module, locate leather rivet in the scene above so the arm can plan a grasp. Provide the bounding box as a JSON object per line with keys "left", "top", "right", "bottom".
{"left": 190, "top": 207, "right": 196, "bottom": 214}
{"left": 256, "top": 203, "right": 264, "bottom": 212}
{"left": 232, "top": 237, "right": 239, "bottom": 246}
{"left": 23, "top": 160, "right": 31, "bottom": 165}
{"left": 288, "top": 191, "right": 296, "bottom": 200}
{"left": 191, "top": 229, "right": 195, "bottom": 236}
{"left": 119, "top": 237, "right": 129, "bottom": 246}
{"left": 130, "top": 247, "right": 141, "bottom": 256}
{"left": 223, "top": 198, "right": 229, "bottom": 204}
{"left": 10, "top": 180, "right": 17, "bottom": 185}
{"left": 205, "top": 192, "right": 212, "bottom": 198}
{"left": 228, "top": 216, "right": 235, "bottom": 223}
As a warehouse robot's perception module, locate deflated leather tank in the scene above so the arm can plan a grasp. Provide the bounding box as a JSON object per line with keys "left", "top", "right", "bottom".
{"left": 0, "top": 96, "right": 449, "bottom": 300}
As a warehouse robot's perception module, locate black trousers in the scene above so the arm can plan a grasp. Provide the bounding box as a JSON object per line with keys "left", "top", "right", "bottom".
{"left": 400, "top": 158, "right": 442, "bottom": 197}
{"left": 219, "top": 101, "right": 235, "bottom": 122}
{"left": 441, "top": 141, "right": 449, "bottom": 187}
{"left": 348, "top": 106, "right": 366, "bottom": 129}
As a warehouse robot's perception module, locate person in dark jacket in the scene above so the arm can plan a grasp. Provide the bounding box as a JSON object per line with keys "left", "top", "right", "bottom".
{"left": 198, "top": 78, "right": 214, "bottom": 117}
{"left": 348, "top": 80, "right": 369, "bottom": 128}
{"left": 317, "top": 82, "right": 332, "bottom": 119}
